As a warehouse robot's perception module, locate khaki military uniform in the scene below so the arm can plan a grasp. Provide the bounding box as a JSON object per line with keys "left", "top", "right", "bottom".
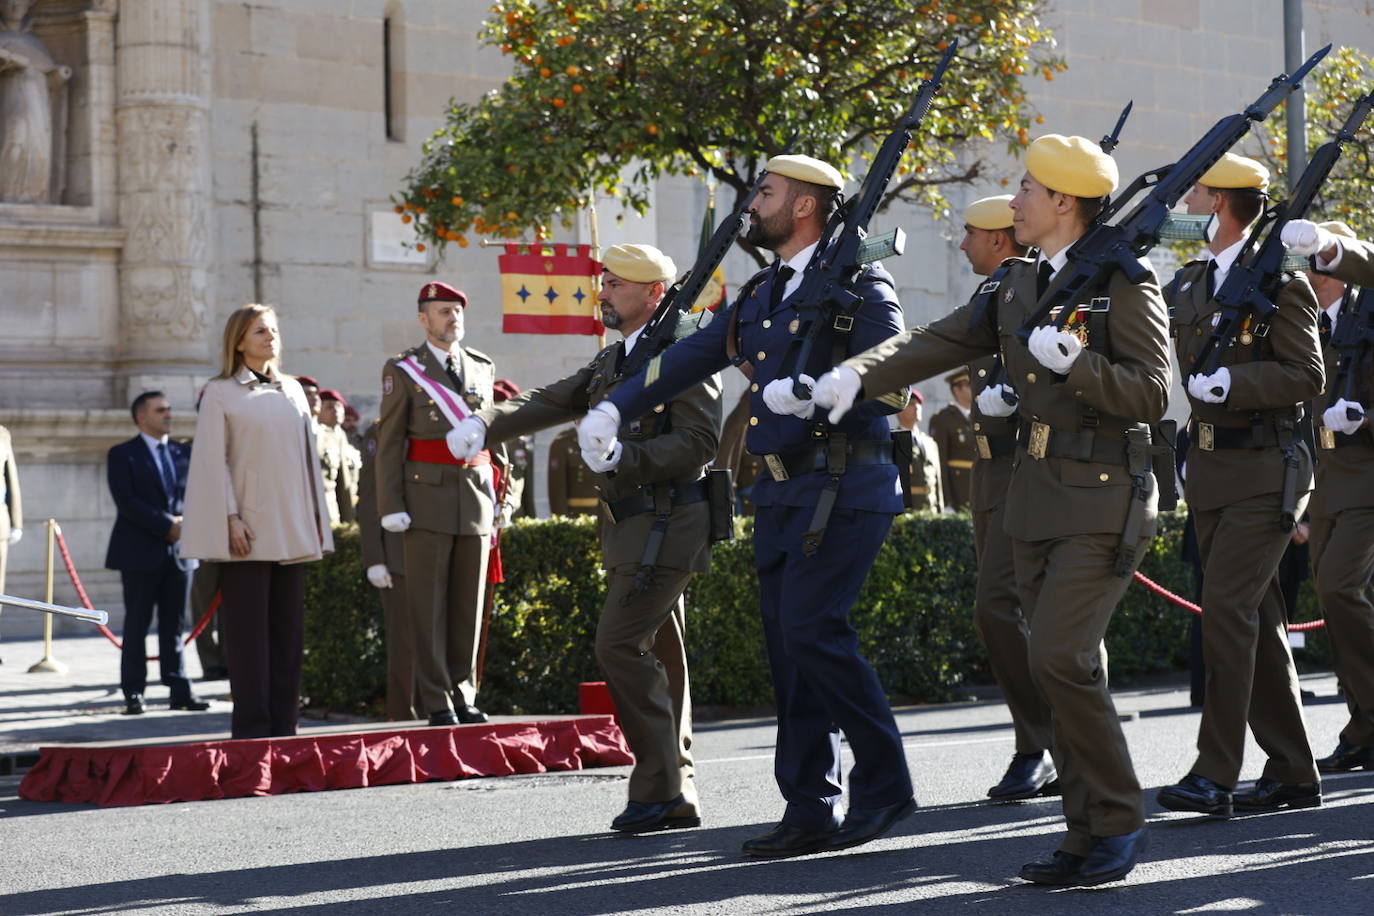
{"left": 479, "top": 337, "right": 722, "bottom": 813}
{"left": 358, "top": 421, "right": 420, "bottom": 721}
{"left": 317, "top": 423, "right": 359, "bottom": 525}
{"left": 377, "top": 343, "right": 498, "bottom": 717}
{"left": 547, "top": 426, "right": 599, "bottom": 517}
{"left": 967, "top": 353, "right": 1053, "bottom": 756}
{"left": 907, "top": 426, "right": 943, "bottom": 512}
{"left": 712, "top": 390, "right": 765, "bottom": 515}
{"left": 1167, "top": 259, "right": 1322, "bottom": 788}
{"left": 1308, "top": 240, "right": 1374, "bottom": 752}
{"left": 930, "top": 403, "right": 976, "bottom": 510}
{"left": 844, "top": 256, "right": 1172, "bottom": 855}
{"left": 0, "top": 423, "right": 22, "bottom": 611}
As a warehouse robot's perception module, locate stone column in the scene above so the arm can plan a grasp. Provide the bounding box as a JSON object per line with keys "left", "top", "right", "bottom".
{"left": 114, "top": 0, "right": 213, "bottom": 405}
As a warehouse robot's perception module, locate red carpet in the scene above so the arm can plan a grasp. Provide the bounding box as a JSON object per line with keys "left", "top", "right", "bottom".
{"left": 19, "top": 716, "right": 632, "bottom": 807}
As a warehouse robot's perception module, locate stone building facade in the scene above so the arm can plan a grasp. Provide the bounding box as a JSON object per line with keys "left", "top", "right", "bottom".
{"left": 1, "top": 0, "right": 1371, "bottom": 632}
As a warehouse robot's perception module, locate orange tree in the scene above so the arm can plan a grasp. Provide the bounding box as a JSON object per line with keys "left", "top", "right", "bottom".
{"left": 398, "top": 0, "right": 1062, "bottom": 258}
{"left": 1253, "top": 46, "right": 1374, "bottom": 237}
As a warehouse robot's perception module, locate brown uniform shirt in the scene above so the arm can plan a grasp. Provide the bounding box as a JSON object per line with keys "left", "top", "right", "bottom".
{"left": 929, "top": 403, "right": 976, "bottom": 510}
{"left": 546, "top": 426, "right": 600, "bottom": 517}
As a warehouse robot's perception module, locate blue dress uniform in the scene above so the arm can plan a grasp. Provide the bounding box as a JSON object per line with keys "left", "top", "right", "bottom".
{"left": 607, "top": 256, "right": 912, "bottom": 831}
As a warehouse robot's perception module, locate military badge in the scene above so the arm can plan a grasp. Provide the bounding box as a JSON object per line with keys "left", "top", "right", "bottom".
{"left": 788, "top": 318, "right": 800, "bottom": 334}
{"left": 383, "top": 375, "right": 393, "bottom": 395}
{"left": 463, "top": 388, "right": 482, "bottom": 409}
{"left": 1180, "top": 280, "right": 1193, "bottom": 292}
{"left": 1003, "top": 287, "right": 1015, "bottom": 304}
{"left": 425, "top": 283, "right": 438, "bottom": 300}
{"left": 366, "top": 439, "right": 377, "bottom": 456}
{"left": 429, "top": 409, "right": 440, "bottom": 422}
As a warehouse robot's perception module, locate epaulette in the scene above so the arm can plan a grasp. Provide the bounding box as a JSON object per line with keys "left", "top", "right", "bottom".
{"left": 463, "top": 346, "right": 494, "bottom": 364}
{"left": 967, "top": 257, "right": 1031, "bottom": 333}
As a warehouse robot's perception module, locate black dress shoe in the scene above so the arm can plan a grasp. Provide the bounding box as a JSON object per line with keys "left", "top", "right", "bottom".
{"left": 1078, "top": 828, "right": 1148, "bottom": 886}
{"left": 610, "top": 794, "right": 701, "bottom": 833}
{"left": 1018, "top": 850, "right": 1086, "bottom": 885}
{"left": 1157, "top": 773, "right": 1233, "bottom": 817}
{"left": 456, "top": 704, "right": 489, "bottom": 724}
{"left": 427, "top": 710, "right": 459, "bottom": 727}
{"left": 824, "top": 796, "right": 916, "bottom": 852}
{"left": 1233, "top": 777, "right": 1321, "bottom": 812}
{"left": 1317, "top": 741, "right": 1374, "bottom": 773}
{"left": 741, "top": 822, "right": 837, "bottom": 859}
{"left": 170, "top": 696, "right": 211, "bottom": 711}
{"left": 988, "top": 752, "right": 1059, "bottom": 801}
{"left": 123, "top": 695, "right": 146, "bottom": 716}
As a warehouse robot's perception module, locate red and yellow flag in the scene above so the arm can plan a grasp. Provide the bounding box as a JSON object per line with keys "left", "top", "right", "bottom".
{"left": 498, "top": 243, "right": 602, "bottom": 335}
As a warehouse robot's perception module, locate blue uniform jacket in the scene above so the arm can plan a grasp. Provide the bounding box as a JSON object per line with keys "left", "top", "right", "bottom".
{"left": 609, "top": 258, "right": 906, "bottom": 514}
{"left": 105, "top": 437, "right": 194, "bottom": 572}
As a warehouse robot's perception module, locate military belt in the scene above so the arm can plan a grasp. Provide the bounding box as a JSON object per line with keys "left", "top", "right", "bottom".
{"left": 760, "top": 440, "right": 895, "bottom": 483}
{"left": 975, "top": 433, "right": 1017, "bottom": 460}
{"left": 1317, "top": 425, "right": 1374, "bottom": 450}
{"left": 1015, "top": 421, "right": 1131, "bottom": 467}
{"left": 605, "top": 478, "right": 708, "bottom": 523}
{"left": 1190, "top": 420, "right": 1292, "bottom": 451}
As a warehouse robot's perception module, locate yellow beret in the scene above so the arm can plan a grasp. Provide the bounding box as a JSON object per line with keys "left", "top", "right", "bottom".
{"left": 964, "top": 195, "right": 1015, "bottom": 230}
{"left": 765, "top": 154, "right": 844, "bottom": 191}
{"left": 1198, "top": 153, "right": 1269, "bottom": 191}
{"left": 1319, "top": 220, "right": 1357, "bottom": 240}
{"left": 1025, "top": 134, "right": 1119, "bottom": 198}
{"left": 602, "top": 244, "right": 676, "bottom": 284}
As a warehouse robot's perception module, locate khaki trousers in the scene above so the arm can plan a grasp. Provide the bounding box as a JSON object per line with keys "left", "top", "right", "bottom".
{"left": 1014, "top": 532, "right": 1145, "bottom": 856}
{"left": 380, "top": 572, "right": 422, "bottom": 721}
{"left": 596, "top": 564, "right": 696, "bottom": 812}
{"left": 404, "top": 530, "right": 488, "bottom": 716}
{"left": 1310, "top": 508, "right": 1374, "bottom": 749}
{"left": 973, "top": 502, "right": 1052, "bottom": 755}
{"left": 1193, "top": 492, "right": 1317, "bottom": 786}
{"left": 190, "top": 560, "right": 225, "bottom": 672}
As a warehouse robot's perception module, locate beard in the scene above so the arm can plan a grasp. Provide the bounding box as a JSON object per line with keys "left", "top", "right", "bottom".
{"left": 744, "top": 208, "right": 792, "bottom": 251}
{"left": 600, "top": 304, "right": 624, "bottom": 330}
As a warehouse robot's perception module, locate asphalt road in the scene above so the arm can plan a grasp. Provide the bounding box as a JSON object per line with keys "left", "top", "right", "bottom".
{"left": 0, "top": 639, "right": 1370, "bottom": 915}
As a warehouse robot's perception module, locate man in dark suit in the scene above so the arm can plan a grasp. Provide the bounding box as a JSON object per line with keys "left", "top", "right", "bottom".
{"left": 105, "top": 391, "right": 209, "bottom": 715}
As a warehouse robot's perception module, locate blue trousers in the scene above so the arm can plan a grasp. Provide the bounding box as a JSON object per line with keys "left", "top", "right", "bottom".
{"left": 119, "top": 557, "right": 192, "bottom": 700}
{"left": 754, "top": 504, "right": 912, "bottom": 829}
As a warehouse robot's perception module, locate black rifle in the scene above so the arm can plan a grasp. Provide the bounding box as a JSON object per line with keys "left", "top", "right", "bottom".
{"left": 1191, "top": 89, "right": 1374, "bottom": 377}
{"left": 1329, "top": 285, "right": 1374, "bottom": 418}
{"left": 1015, "top": 44, "right": 1330, "bottom": 345}
{"left": 781, "top": 40, "right": 959, "bottom": 399}
{"left": 615, "top": 134, "right": 797, "bottom": 382}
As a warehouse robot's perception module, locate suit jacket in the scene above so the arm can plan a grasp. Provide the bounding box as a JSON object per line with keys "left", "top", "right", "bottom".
{"left": 546, "top": 426, "right": 599, "bottom": 517}
{"left": 907, "top": 427, "right": 943, "bottom": 512}
{"left": 1166, "top": 259, "right": 1323, "bottom": 512}
{"left": 0, "top": 423, "right": 20, "bottom": 536}
{"left": 1311, "top": 290, "right": 1374, "bottom": 517}
{"left": 357, "top": 422, "right": 405, "bottom": 575}
{"left": 377, "top": 343, "right": 498, "bottom": 537}
{"left": 181, "top": 369, "right": 334, "bottom": 563}
{"left": 479, "top": 337, "right": 722, "bottom": 572}
{"left": 842, "top": 256, "right": 1172, "bottom": 542}
{"left": 105, "top": 436, "right": 196, "bottom": 572}
{"left": 928, "top": 403, "right": 975, "bottom": 510}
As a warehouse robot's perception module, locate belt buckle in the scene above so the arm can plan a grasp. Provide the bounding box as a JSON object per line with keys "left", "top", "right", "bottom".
{"left": 975, "top": 434, "right": 992, "bottom": 460}
{"left": 1027, "top": 421, "right": 1050, "bottom": 460}
{"left": 1319, "top": 426, "right": 1336, "bottom": 450}
{"left": 764, "top": 454, "right": 789, "bottom": 482}
{"left": 1198, "top": 422, "right": 1215, "bottom": 452}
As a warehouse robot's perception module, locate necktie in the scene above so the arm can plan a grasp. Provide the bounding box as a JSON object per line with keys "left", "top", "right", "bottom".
{"left": 156, "top": 442, "right": 176, "bottom": 507}
{"left": 1205, "top": 259, "right": 1219, "bottom": 297}
{"left": 1036, "top": 260, "right": 1054, "bottom": 299}
{"left": 770, "top": 264, "right": 796, "bottom": 310}
{"left": 1319, "top": 311, "right": 1333, "bottom": 340}
{"left": 444, "top": 353, "right": 462, "bottom": 391}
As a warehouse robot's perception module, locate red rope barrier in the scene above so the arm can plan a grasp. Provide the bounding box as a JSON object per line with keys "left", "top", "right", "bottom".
{"left": 53, "top": 529, "right": 221, "bottom": 657}
{"left": 1132, "top": 570, "right": 1326, "bottom": 632}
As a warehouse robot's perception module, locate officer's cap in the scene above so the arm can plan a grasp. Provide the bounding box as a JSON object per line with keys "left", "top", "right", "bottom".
{"left": 964, "top": 195, "right": 1015, "bottom": 231}
{"left": 945, "top": 369, "right": 971, "bottom": 386}
{"left": 602, "top": 244, "right": 677, "bottom": 284}
{"left": 765, "top": 154, "right": 845, "bottom": 191}
{"left": 1198, "top": 153, "right": 1269, "bottom": 191}
{"left": 1025, "top": 134, "right": 1118, "bottom": 198}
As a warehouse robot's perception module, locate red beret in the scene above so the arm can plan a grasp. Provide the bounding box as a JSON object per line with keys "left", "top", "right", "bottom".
{"left": 319, "top": 389, "right": 349, "bottom": 408}
{"left": 908, "top": 388, "right": 924, "bottom": 405}
{"left": 295, "top": 375, "right": 319, "bottom": 389}
{"left": 418, "top": 282, "right": 468, "bottom": 306}
{"left": 493, "top": 379, "right": 521, "bottom": 402}
{"left": 343, "top": 405, "right": 360, "bottom": 420}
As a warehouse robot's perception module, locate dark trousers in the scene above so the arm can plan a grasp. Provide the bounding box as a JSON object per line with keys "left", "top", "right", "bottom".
{"left": 190, "top": 560, "right": 226, "bottom": 672}
{"left": 119, "top": 558, "right": 192, "bottom": 700}
{"left": 754, "top": 504, "right": 912, "bottom": 830}
{"left": 220, "top": 561, "right": 307, "bottom": 739}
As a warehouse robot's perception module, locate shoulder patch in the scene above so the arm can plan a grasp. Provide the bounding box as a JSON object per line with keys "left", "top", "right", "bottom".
{"left": 877, "top": 389, "right": 908, "bottom": 409}
{"left": 382, "top": 374, "right": 393, "bottom": 395}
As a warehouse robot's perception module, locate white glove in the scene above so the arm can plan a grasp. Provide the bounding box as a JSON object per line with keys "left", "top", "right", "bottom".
{"left": 1187, "top": 367, "right": 1231, "bottom": 404}
{"left": 1323, "top": 398, "right": 1366, "bottom": 436}
{"left": 380, "top": 511, "right": 412, "bottom": 533}
{"left": 1281, "top": 219, "right": 1335, "bottom": 258}
{"left": 366, "top": 564, "right": 393, "bottom": 589}
{"left": 581, "top": 441, "right": 622, "bottom": 473}
{"left": 578, "top": 402, "right": 621, "bottom": 456}
{"left": 762, "top": 374, "right": 817, "bottom": 419}
{"left": 1027, "top": 325, "right": 1083, "bottom": 374}
{"left": 446, "top": 416, "right": 486, "bottom": 462}
{"left": 810, "top": 366, "right": 863, "bottom": 424}
{"left": 495, "top": 504, "right": 514, "bottom": 530}
{"left": 6, "top": 527, "right": 19, "bottom": 545}
{"left": 975, "top": 383, "right": 1019, "bottom": 418}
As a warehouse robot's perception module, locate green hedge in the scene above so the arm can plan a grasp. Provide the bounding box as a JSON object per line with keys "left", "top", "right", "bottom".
{"left": 301, "top": 510, "right": 1330, "bottom": 716}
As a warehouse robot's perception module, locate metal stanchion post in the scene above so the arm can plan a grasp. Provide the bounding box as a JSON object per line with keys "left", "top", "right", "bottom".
{"left": 28, "top": 519, "right": 69, "bottom": 674}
